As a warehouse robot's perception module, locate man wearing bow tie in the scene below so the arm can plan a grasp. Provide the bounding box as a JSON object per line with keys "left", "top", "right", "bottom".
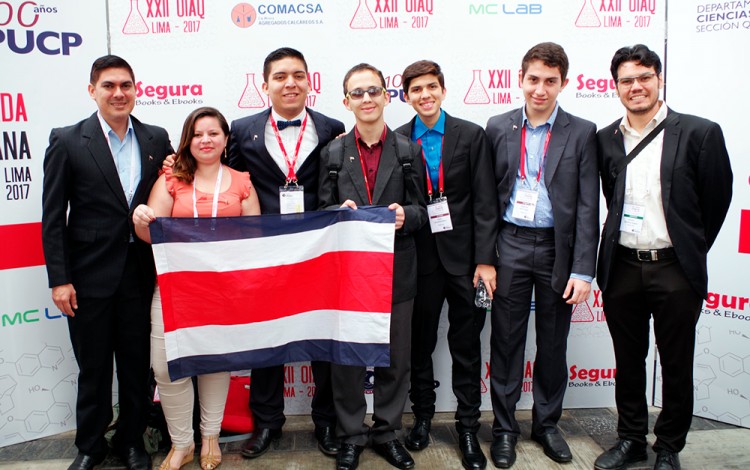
{"left": 227, "top": 47, "right": 345, "bottom": 460}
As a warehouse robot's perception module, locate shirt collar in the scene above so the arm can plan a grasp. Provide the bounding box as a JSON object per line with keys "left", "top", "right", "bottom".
{"left": 97, "top": 112, "right": 134, "bottom": 140}
{"left": 522, "top": 102, "right": 559, "bottom": 130}
{"left": 354, "top": 125, "right": 387, "bottom": 148}
{"left": 619, "top": 100, "right": 667, "bottom": 135}
{"left": 271, "top": 108, "right": 307, "bottom": 124}
{"left": 413, "top": 109, "right": 445, "bottom": 140}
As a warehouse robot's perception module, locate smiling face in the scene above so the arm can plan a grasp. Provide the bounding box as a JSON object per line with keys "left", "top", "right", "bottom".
{"left": 88, "top": 67, "right": 135, "bottom": 126}
{"left": 404, "top": 73, "right": 446, "bottom": 127}
{"left": 262, "top": 57, "right": 310, "bottom": 120}
{"left": 520, "top": 59, "right": 568, "bottom": 122}
{"left": 189, "top": 116, "right": 228, "bottom": 166}
{"left": 344, "top": 70, "right": 389, "bottom": 126}
{"left": 615, "top": 60, "right": 663, "bottom": 120}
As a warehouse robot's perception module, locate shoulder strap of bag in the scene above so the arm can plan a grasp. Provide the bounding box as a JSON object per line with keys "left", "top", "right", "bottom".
{"left": 613, "top": 112, "right": 677, "bottom": 178}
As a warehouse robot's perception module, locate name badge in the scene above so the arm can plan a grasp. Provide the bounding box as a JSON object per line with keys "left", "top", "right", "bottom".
{"left": 511, "top": 188, "right": 539, "bottom": 221}
{"left": 279, "top": 185, "right": 304, "bottom": 214}
{"left": 427, "top": 196, "right": 453, "bottom": 233}
{"left": 620, "top": 203, "right": 645, "bottom": 234}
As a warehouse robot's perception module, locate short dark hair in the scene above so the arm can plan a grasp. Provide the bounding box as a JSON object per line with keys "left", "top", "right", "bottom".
{"left": 90, "top": 55, "right": 135, "bottom": 85}
{"left": 342, "top": 63, "right": 386, "bottom": 96}
{"left": 263, "top": 47, "right": 308, "bottom": 82}
{"left": 173, "top": 107, "right": 230, "bottom": 183}
{"left": 609, "top": 44, "right": 662, "bottom": 81}
{"left": 401, "top": 60, "right": 445, "bottom": 95}
{"left": 521, "top": 42, "right": 569, "bottom": 82}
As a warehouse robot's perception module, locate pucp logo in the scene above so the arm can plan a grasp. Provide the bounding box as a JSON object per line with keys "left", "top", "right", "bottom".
{"left": 0, "top": 1, "right": 83, "bottom": 56}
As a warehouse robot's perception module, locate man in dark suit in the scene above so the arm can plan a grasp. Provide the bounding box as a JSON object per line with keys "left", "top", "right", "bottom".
{"left": 594, "top": 44, "right": 732, "bottom": 470}
{"left": 42, "top": 55, "right": 172, "bottom": 470}
{"left": 318, "top": 63, "right": 427, "bottom": 470}
{"left": 227, "top": 47, "right": 345, "bottom": 460}
{"left": 485, "top": 42, "right": 599, "bottom": 468}
{"left": 395, "top": 60, "right": 498, "bottom": 470}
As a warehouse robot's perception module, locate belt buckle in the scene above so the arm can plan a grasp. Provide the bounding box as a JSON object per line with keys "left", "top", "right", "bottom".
{"left": 636, "top": 250, "right": 655, "bottom": 262}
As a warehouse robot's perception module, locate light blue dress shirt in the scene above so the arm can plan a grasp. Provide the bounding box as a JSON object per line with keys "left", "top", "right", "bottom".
{"left": 412, "top": 110, "right": 446, "bottom": 198}
{"left": 101, "top": 116, "right": 141, "bottom": 207}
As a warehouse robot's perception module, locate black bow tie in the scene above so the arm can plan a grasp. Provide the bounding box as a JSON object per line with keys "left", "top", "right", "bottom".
{"left": 277, "top": 119, "right": 301, "bottom": 130}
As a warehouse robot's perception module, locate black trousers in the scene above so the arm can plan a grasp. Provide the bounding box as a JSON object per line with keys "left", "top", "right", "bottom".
{"left": 249, "top": 360, "right": 335, "bottom": 430}
{"left": 490, "top": 225, "right": 572, "bottom": 438}
{"left": 67, "top": 245, "right": 151, "bottom": 457}
{"left": 410, "top": 265, "right": 486, "bottom": 433}
{"left": 603, "top": 250, "right": 702, "bottom": 453}
{"left": 332, "top": 299, "right": 413, "bottom": 446}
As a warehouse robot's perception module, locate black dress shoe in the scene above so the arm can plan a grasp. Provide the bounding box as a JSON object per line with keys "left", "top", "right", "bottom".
{"left": 241, "top": 427, "right": 282, "bottom": 458}
{"left": 490, "top": 435, "right": 517, "bottom": 469}
{"left": 459, "top": 432, "right": 487, "bottom": 470}
{"left": 336, "top": 443, "right": 365, "bottom": 470}
{"left": 531, "top": 431, "right": 572, "bottom": 463}
{"left": 654, "top": 450, "right": 681, "bottom": 470}
{"left": 372, "top": 439, "right": 415, "bottom": 469}
{"left": 315, "top": 425, "right": 341, "bottom": 456}
{"left": 117, "top": 446, "right": 150, "bottom": 470}
{"left": 68, "top": 452, "right": 105, "bottom": 470}
{"left": 594, "top": 439, "right": 648, "bottom": 470}
{"left": 404, "top": 417, "right": 431, "bottom": 451}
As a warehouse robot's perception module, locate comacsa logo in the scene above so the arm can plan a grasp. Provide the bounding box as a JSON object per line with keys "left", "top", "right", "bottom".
{"left": 0, "top": 2, "right": 83, "bottom": 56}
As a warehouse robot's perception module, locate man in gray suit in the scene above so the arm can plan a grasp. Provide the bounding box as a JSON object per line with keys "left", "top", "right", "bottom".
{"left": 318, "top": 63, "right": 427, "bottom": 470}
{"left": 485, "top": 42, "right": 599, "bottom": 468}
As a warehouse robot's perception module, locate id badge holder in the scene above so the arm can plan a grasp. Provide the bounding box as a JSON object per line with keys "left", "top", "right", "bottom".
{"left": 620, "top": 203, "right": 645, "bottom": 233}
{"left": 279, "top": 185, "right": 304, "bottom": 214}
{"left": 511, "top": 188, "right": 539, "bottom": 222}
{"left": 427, "top": 196, "right": 453, "bottom": 233}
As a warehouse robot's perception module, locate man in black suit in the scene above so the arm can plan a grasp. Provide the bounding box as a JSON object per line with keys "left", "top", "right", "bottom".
{"left": 594, "top": 44, "right": 732, "bottom": 470}
{"left": 395, "top": 60, "right": 498, "bottom": 470}
{"left": 227, "top": 47, "right": 345, "bottom": 459}
{"left": 485, "top": 42, "right": 599, "bottom": 468}
{"left": 318, "top": 63, "right": 427, "bottom": 470}
{"left": 42, "top": 55, "right": 173, "bottom": 470}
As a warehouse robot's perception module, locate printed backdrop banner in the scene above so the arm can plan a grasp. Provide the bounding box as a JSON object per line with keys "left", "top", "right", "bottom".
{"left": 151, "top": 208, "right": 396, "bottom": 380}
{"left": 1, "top": 0, "right": 746, "bottom": 448}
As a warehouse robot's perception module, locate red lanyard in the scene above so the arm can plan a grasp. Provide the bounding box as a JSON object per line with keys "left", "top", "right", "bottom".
{"left": 270, "top": 114, "right": 308, "bottom": 184}
{"left": 417, "top": 136, "right": 444, "bottom": 200}
{"left": 519, "top": 125, "right": 552, "bottom": 183}
{"left": 354, "top": 138, "right": 374, "bottom": 205}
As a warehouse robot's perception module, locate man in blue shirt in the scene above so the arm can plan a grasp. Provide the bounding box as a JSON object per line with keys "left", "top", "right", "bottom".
{"left": 484, "top": 42, "right": 599, "bottom": 468}
{"left": 395, "top": 60, "right": 498, "bottom": 470}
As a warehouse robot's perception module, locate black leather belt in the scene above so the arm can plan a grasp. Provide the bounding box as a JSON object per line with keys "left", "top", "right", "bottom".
{"left": 618, "top": 245, "right": 676, "bottom": 262}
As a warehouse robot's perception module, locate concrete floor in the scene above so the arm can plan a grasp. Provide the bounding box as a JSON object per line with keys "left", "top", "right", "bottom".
{"left": 0, "top": 408, "right": 748, "bottom": 469}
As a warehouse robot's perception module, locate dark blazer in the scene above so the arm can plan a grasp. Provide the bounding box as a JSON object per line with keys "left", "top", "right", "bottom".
{"left": 42, "top": 112, "right": 172, "bottom": 297}
{"left": 227, "top": 107, "right": 345, "bottom": 213}
{"left": 318, "top": 128, "right": 428, "bottom": 303}
{"left": 486, "top": 107, "right": 599, "bottom": 293}
{"left": 396, "top": 112, "right": 498, "bottom": 276}
{"left": 597, "top": 108, "right": 733, "bottom": 298}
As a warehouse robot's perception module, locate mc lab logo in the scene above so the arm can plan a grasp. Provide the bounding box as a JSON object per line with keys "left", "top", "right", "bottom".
{"left": 575, "top": 0, "right": 657, "bottom": 28}
{"left": 0, "top": 1, "right": 82, "bottom": 56}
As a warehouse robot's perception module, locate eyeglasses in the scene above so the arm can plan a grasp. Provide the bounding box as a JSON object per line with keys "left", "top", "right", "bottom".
{"left": 616, "top": 72, "right": 657, "bottom": 87}
{"left": 346, "top": 86, "right": 386, "bottom": 100}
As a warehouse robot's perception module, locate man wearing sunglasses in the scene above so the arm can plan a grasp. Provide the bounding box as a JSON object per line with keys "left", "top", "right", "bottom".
{"left": 318, "top": 63, "right": 427, "bottom": 470}
{"left": 594, "top": 44, "right": 732, "bottom": 470}
{"left": 485, "top": 42, "right": 599, "bottom": 468}
{"left": 395, "top": 60, "right": 498, "bottom": 470}
{"left": 227, "top": 47, "right": 346, "bottom": 461}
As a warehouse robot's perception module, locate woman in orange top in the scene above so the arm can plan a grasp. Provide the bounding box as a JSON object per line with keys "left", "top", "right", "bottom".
{"left": 134, "top": 107, "right": 260, "bottom": 470}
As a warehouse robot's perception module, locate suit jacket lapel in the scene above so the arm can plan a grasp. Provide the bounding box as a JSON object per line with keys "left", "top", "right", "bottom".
{"left": 372, "top": 130, "right": 397, "bottom": 204}
{"left": 441, "top": 113, "right": 459, "bottom": 180}
{"left": 544, "top": 109, "right": 571, "bottom": 186}
{"left": 132, "top": 117, "right": 158, "bottom": 206}
{"left": 298, "top": 107, "right": 328, "bottom": 174}
{"left": 505, "top": 110, "right": 523, "bottom": 201}
{"left": 342, "top": 132, "right": 370, "bottom": 204}
{"left": 83, "top": 114, "right": 129, "bottom": 209}
{"left": 252, "top": 109, "right": 287, "bottom": 180}
{"left": 660, "top": 110, "right": 680, "bottom": 217}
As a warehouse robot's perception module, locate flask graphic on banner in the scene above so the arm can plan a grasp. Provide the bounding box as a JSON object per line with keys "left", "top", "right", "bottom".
{"left": 350, "top": 0, "right": 377, "bottom": 29}
{"left": 238, "top": 73, "right": 266, "bottom": 108}
{"left": 575, "top": 0, "right": 601, "bottom": 27}
{"left": 123, "top": 0, "right": 150, "bottom": 34}
{"left": 571, "top": 301, "right": 595, "bottom": 322}
{"left": 464, "top": 70, "right": 490, "bottom": 105}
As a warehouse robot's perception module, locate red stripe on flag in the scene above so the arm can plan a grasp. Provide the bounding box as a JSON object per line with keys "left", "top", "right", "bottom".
{"left": 158, "top": 250, "right": 393, "bottom": 331}
{"left": 0, "top": 222, "right": 45, "bottom": 270}
{"left": 740, "top": 210, "right": 750, "bottom": 254}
